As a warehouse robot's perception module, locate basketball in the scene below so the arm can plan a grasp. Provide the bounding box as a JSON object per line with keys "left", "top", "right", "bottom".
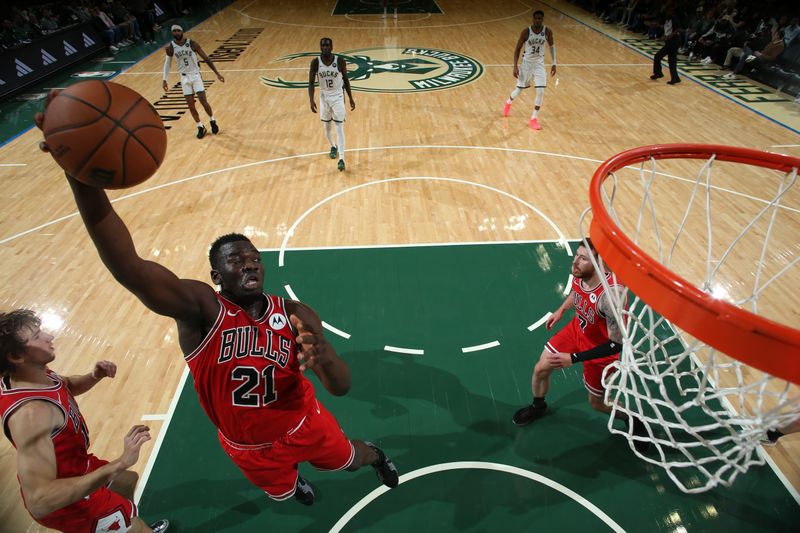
{"left": 42, "top": 80, "right": 167, "bottom": 189}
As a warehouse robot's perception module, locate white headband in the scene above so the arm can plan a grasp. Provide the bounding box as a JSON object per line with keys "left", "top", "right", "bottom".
{"left": 171, "top": 25, "right": 183, "bottom": 32}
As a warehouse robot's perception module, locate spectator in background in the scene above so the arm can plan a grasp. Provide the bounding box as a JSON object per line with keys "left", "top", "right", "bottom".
{"left": 106, "top": 1, "right": 141, "bottom": 44}
{"left": 784, "top": 16, "right": 800, "bottom": 46}
{"left": 722, "top": 27, "right": 785, "bottom": 78}
{"left": 38, "top": 8, "right": 60, "bottom": 34}
{"left": 129, "top": 0, "right": 156, "bottom": 44}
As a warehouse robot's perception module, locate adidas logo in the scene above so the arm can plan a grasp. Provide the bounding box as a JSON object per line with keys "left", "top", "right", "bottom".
{"left": 15, "top": 59, "right": 33, "bottom": 77}
{"left": 41, "top": 48, "right": 57, "bottom": 66}
{"left": 154, "top": 2, "right": 165, "bottom": 16}
{"left": 82, "top": 33, "right": 95, "bottom": 47}
{"left": 64, "top": 40, "right": 77, "bottom": 56}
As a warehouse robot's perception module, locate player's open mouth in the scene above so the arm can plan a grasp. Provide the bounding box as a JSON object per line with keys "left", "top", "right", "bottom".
{"left": 243, "top": 277, "right": 260, "bottom": 289}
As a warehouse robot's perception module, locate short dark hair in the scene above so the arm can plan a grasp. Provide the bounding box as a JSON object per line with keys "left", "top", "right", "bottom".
{"left": 208, "top": 233, "right": 252, "bottom": 269}
{"left": 320, "top": 37, "right": 332, "bottom": 45}
{"left": 0, "top": 309, "right": 40, "bottom": 376}
{"left": 533, "top": 10, "right": 544, "bottom": 17}
{"left": 580, "top": 237, "right": 597, "bottom": 255}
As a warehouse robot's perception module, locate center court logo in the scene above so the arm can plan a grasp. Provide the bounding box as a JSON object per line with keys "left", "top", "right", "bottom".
{"left": 261, "top": 46, "right": 483, "bottom": 93}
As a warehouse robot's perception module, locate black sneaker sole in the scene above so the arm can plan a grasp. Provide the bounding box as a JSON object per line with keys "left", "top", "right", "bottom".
{"left": 512, "top": 405, "right": 547, "bottom": 426}
{"left": 210, "top": 122, "right": 219, "bottom": 134}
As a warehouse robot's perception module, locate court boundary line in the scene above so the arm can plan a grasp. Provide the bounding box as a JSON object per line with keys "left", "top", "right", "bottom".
{"left": 134, "top": 366, "right": 190, "bottom": 504}
{"left": 537, "top": 0, "right": 800, "bottom": 137}
{"left": 329, "top": 461, "right": 625, "bottom": 532}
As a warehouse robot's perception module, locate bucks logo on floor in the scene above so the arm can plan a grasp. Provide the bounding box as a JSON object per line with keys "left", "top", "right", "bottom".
{"left": 261, "top": 46, "right": 483, "bottom": 93}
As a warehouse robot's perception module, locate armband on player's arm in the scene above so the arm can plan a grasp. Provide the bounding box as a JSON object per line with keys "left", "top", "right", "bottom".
{"left": 549, "top": 45, "right": 557, "bottom": 65}
{"left": 570, "top": 340, "right": 620, "bottom": 364}
{"left": 162, "top": 55, "right": 172, "bottom": 81}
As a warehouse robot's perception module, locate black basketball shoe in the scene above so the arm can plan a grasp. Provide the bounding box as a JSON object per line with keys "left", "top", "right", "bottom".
{"left": 149, "top": 519, "right": 169, "bottom": 532}
{"left": 210, "top": 120, "right": 219, "bottom": 134}
{"left": 196, "top": 125, "right": 207, "bottom": 139}
{"left": 294, "top": 475, "right": 315, "bottom": 506}
{"left": 512, "top": 403, "right": 547, "bottom": 426}
{"left": 365, "top": 442, "right": 399, "bottom": 488}
{"left": 629, "top": 417, "right": 652, "bottom": 453}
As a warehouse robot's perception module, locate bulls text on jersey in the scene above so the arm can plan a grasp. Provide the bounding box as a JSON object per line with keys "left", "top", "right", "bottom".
{"left": 217, "top": 325, "right": 292, "bottom": 367}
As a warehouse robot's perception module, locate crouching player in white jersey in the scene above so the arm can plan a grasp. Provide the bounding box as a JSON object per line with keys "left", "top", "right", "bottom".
{"left": 502, "top": 10, "right": 557, "bottom": 131}
{"left": 309, "top": 38, "right": 356, "bottom": 172}
{"left": 162, "top": 25, "right": 225, "bottom": 139}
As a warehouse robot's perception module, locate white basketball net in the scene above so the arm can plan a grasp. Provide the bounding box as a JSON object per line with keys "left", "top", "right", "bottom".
{"left": 582, "top": 152, "right": 800, "bottom": 493}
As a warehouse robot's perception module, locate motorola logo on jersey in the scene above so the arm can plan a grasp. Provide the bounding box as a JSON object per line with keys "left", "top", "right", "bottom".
{"left": 268, "top": 313, "right": 287, "bottom": 330}
{"left": 261, "top": 46, "right": 483, "bottom": 93}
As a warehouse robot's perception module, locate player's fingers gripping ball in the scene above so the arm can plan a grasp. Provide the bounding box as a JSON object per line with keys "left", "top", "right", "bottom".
{"left": 42, "top": 81, "right": 167, "bottom": 189}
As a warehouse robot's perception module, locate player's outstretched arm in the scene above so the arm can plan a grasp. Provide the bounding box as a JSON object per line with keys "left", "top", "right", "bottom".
{"left": 64, "top": 361, "right": 116, "bottom": 396}
{"left": 287, "top": 301, "right": 351, "bottom": 396}
{"left": 34, "top": 92, "right": 215, "bottom": 323}
{"left": 9, "top": 403, "right": 148, "bottom": 519}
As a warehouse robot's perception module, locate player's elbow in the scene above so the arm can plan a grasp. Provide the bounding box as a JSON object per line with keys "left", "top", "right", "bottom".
{"left": 25, "top": 490, "right": 57, "bottom": 520}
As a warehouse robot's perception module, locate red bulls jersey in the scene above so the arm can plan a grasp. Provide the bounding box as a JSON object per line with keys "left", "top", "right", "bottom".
{"left": 571, "top": 271, "right": 623, "bottom": 346}
{"left": 0, "top": 370, "right": 92, "bottom": 479}
{"left": 185, "top": 293, "right": 316, "bottom": 445}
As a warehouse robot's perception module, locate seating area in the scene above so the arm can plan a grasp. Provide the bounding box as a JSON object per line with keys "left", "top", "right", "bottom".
{"left": 571, "top": 0, "right": 800, "bottom": 102}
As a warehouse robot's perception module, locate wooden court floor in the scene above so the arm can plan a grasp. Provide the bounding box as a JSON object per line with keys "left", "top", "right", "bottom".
{"left": 0, "top": 0, "right": 798, "bottom": 530}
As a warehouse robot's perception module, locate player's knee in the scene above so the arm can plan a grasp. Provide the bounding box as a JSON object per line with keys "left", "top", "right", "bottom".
{"left": 128, "top": 517, "right": 152, "bottom": 532}
{"left": 588, "top": 393, "right": 606, "bottom": 412}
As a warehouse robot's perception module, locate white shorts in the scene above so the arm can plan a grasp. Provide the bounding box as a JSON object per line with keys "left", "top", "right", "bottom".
{"left": 320, "top": 92, "right": 345, "bottom": 123}
{"left": 180, "top": 72, "right": 205, "bottom": 96}
{"left": 517, "top": 61, "right": 547, "bottom": 88}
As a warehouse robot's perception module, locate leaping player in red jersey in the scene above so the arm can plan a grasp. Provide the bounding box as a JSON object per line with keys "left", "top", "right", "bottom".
{"left": 0, "top": 309, "right": 169, "bottom": 533}
{"left": 512, "top": 239, "right": 649, "bottom": 452}
{"left": 34, "top": 92, "right": 399, "bottom": 506}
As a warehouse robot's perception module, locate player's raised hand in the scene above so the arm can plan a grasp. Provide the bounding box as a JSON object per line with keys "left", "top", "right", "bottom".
{"left": 34, "top": 89, "right": 61, "bottom": 152}
{"left": 290, "top": 314, "right": 330, "bottom": 371}
{"left": 119, "top": 425, "right": 151, "bottom": 469}
{"left": 92, "top": 361, "right": 117, "bottom": 380}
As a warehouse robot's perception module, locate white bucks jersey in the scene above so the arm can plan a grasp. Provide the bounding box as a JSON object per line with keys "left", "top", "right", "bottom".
{"left": 522, "top": 26, "right": 547, "bottom": 63}
{"left": 173, "top": 39, "right": 200, "bottom": 75}
{"left": 318, "top": 55, "right": 343, "bottom": 97}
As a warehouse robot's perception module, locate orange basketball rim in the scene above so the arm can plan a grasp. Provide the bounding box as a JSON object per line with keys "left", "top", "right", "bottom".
{"left": 589, "top": 144, "right": 800, "bottom": 384}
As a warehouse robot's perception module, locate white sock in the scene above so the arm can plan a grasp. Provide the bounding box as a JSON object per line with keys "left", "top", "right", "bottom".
{"left": 197, "top": 121, "right": 204, "bottom": 127}
{"left": 531, "top": 109, "right": 539, "bottom": 119}
{"left": 323, "top": 121, "right": 336, "bottom": 147}
{"left": 210, "top": 116, "right": 216, "bottom": 121}
{"left": 335, "top": 122, "right": 346, "bottom": 162}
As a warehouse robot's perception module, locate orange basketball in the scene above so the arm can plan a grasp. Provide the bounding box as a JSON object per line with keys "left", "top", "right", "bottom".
{"left": 43, "top": 81, "right": 167, "bottom": 189}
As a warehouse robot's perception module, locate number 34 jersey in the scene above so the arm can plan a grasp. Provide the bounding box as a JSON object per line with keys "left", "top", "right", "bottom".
{"left": 185, "top": 292, "right": 316, "bottom": 445}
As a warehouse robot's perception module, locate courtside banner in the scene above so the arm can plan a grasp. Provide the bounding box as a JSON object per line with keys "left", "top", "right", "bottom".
{"left": 0, "top": 23, "right": 105, "bottom": 100}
